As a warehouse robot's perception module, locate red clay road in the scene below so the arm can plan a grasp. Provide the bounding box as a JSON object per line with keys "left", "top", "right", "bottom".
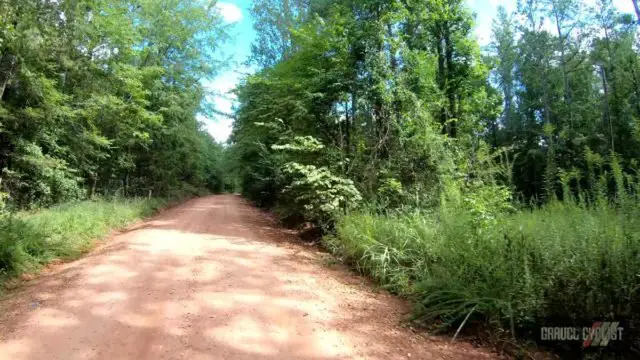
{"left": 0, "top": 195, "right": 497, "bottom": 360}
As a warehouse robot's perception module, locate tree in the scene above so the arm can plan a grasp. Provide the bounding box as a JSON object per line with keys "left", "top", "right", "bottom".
{"left": 490, "top": 6, "right": 517, "bottom": 147}
{"left": 234, "top": 0, "right": 640, "bottom": 211}
{"left": 233, "top": 0, "right": 499, "bottom": 217}
{"left": 0, "top": 0, "right": 230, "bottom": 208}
{"left": 249, "top": 0, "right": 310, "bottom": 68}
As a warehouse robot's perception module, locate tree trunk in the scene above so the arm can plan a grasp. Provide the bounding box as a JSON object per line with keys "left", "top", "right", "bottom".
{"left": 553, "top": 8, "right": 572, "bottom": 127}
{"left": 629, "top": 59, "right": 640, "bottom": 116}
{"left": 344, "top": 100, "right": 351, "bottom": 159}
{"left": 89, "top": 176, "right": 98, "bottom": 199}
{"left": 0, "top": 53, "right": 17, "bottom": 101}
{"left": 599, "top": 65, "right": 614, "bottom": 153}
{"left": 444, "top": 25, "right": 457, "bottom": 138}
{"left": 436, "top": 26, "right": 447, "bottom": 135}
{"left": 632, "top": 0, "right": 640, "bottom": 24}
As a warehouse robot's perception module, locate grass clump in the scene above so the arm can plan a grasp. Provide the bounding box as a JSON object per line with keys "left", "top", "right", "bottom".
{"left": 325, "top": 198, "right": 640, "bottom": 353}
{"left": 0, "top": 198, "right": 165, "bottom": 280}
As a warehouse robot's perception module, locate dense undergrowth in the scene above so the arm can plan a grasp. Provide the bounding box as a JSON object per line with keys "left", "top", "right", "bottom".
{"left": 326, "top": 194, "right": 640, "bottom": 356}
{"left": 0, "top": 198, "right": 166, "bottom": 283}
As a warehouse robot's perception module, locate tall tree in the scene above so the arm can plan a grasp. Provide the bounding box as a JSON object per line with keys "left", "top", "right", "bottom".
{"left": 490, "top": 6, "right": 518, "bottom": 144}
{"left": 0, "top": 0, "right": 230, "bottom": 208}
{"left": 249, "top": 0, "right": 310, "bottom": 68}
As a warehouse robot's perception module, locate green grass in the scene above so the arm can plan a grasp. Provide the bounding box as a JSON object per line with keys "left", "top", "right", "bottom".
{"left": 325, "top": 200, "right": 640, "bottom": 353}
{"left": 0, "top": 198, "right": 166, "bottom": 281}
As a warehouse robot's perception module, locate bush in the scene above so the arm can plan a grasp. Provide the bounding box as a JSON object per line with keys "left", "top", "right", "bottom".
{"left": 0, "top": 186, "right": 7, "bottom": 214}
{"left": 279, "top": 162, "right": 362, "bottom": 229}
{"left": 0, "top": 198, "right": 164, "bottom": 280}
{"left": 2, "top": 141, "right": 86, "bottom": 209}
{"left": 326, "top": 198, "right": 640, "bottom": 353}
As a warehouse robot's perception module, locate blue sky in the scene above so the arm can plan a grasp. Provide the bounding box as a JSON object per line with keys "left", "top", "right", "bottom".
{"left": 203, "top": 0, "right": 636, "bottom": 143}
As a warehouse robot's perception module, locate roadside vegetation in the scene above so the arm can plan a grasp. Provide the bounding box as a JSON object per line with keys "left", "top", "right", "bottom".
{"left": 229, "top": 0, "right": 640, "bottom": 356}
{"left": 327, "top": 184, "right": 640, "bottom": 356}
{"left": 0, "top": 198, "right": 164, "bottom": 282}
{"left": 0, "top": 1, "right": 234, "bottom": 286}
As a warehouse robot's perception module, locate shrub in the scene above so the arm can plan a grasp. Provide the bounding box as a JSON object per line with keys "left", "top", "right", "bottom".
{"left": 279, "top": 162, "right": 362, "bottom": 228}
{"left": 0, "top": 185, "right": 7, "bottom": 215}
{"left": 2, "top": 142, "right": 85, "bottom": 209}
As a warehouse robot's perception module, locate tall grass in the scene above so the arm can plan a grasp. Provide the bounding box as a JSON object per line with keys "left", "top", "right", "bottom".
{"left": 325, "top": 198, "right": 640, "bottom": 354}
{"left": 0, "top": 198, "right": 165, "bottom": 280}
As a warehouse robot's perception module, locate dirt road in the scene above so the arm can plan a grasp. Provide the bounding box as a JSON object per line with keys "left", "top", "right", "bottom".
{"left": 0, "top": 195, "right": 496, "bottom": 360}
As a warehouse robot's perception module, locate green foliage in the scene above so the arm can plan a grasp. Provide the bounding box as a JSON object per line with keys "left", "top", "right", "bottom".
{"left": 233, "top": 1, "right": 640, "bottom": 353}
{"left": 328, "top": 193, "right": 640, "bottom": 350}
{"left": 0, "top": 182, "right": 7, "bottom": 214}
{"left": 487, "top": 0, "right": 640, "bottom": 201}
{"left": 460, "top": 183, "right": 513, "bottom": 230}
{"left": 2, "top": 141, "right": 85, "bottom": 208}
{"left": 0, "top": 198, "right": 165, "bottom": 279}
{"left": 376, "top": 178, "right": 404, "bottom": 207}
{"left": 280, "top": 162, "right": 361, "bottom": 228}
{"left": 229, "top": 0, "right": 640, "bottom": 355}
{"left": 0, "top": 0, "right": 229, "bottom": 210}
{"left": 272, "top": 136, "right": 325, "bottom": 152}
{"left": 233, "top": 0, "right": 491, "bottom": 225}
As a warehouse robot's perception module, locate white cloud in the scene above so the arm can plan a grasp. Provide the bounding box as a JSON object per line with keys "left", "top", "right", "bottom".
{"left": 198, "top": 70, "right": 243, "bottom": 142}
{"left": 202, "top": 71, "right": 240, "bottom": 117}
{"left": 215, "top": 2, "right": 243, "bottom": 23}
{"left": 475, "top": 22, "right": 493, "bottom": 46}
{"left": 214, "top": 94, "right": 234, "bottom": 114}
{"left": 198, "top": 114, "right": 233, "bottom": 143}
{"left": 203, "top": 71, "right": 240, "bottom": 95}
{"left": 614, "top": 0, "right": 635, "bottom": 14}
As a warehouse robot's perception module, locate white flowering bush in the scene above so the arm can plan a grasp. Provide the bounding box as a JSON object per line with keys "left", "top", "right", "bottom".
{"left": 281, "top": 162, "right": 362, "bottom": 228}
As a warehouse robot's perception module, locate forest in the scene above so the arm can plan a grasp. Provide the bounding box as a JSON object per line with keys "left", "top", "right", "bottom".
{"left": 1, "top": 0, "right": 640, "bottom": 357}
{"left": 0, "top": 0, "right": 230, "bottom": 209}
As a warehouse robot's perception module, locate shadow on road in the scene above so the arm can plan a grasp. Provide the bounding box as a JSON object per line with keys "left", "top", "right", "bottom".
{"left": 0, "top": 195, "right": 496, "bottom": 360}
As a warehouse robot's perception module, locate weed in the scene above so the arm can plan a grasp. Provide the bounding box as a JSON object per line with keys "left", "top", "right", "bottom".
{"left": 326, "top": 198, "right": 640, "bottom": 352}
{"left": 0, "top": 198, "right": 165, "bottom": 283}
